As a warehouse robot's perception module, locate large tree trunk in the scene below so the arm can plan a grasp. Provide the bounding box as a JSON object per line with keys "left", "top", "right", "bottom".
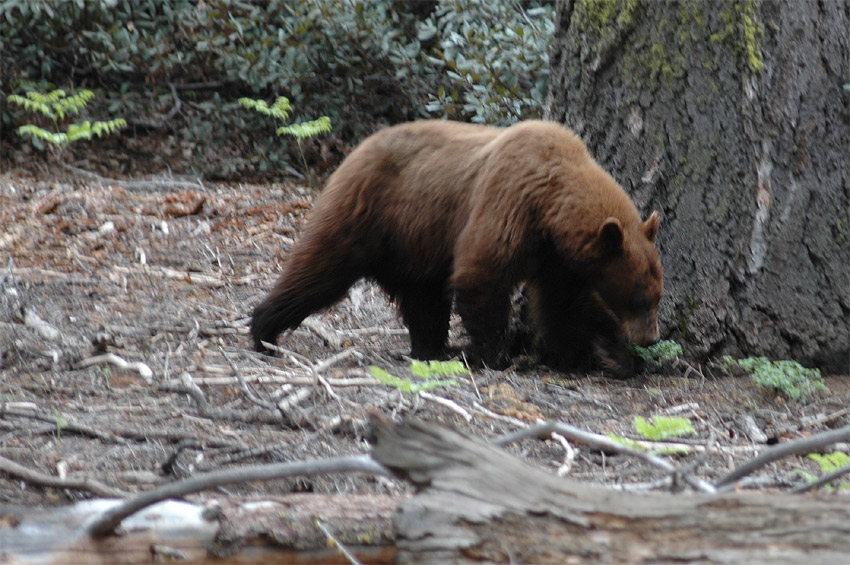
{"left": 546, "top": 0, "right": 849, "bottom": 372}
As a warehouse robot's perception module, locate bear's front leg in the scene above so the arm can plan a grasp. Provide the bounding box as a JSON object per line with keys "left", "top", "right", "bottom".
{"left": 454, "top": 282, "right": 512, "bottom": 369}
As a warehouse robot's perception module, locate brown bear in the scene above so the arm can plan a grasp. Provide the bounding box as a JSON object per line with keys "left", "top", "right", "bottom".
{"left": 250, "top": 120, "right": 662, "bottom": 375}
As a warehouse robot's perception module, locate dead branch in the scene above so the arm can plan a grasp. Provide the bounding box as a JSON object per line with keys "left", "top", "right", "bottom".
{"left": 716, "top": 424, "right": 850, "bottom": 490}
{"left": 75, "top": 352, "right": 153, "bottom": 382}
{"left": 87, "top": 454, "right": 389, "bottom": 537}
{"left": 112, "top": 264, "right": 260, "bottom": 287}
{"left": 371, "top": 418, "right": 850, "bottom": 564}
{"left": 62, "top": 162, "right": 206, "bottom": 192}
{"left": 0, "top": 454, "right": 128, "bottom": 498}
{"left": 789, "top": 463, "right": 850, "bottom": 493}
{"left": 494, "top": 421, "right": 716, "bottom": 493}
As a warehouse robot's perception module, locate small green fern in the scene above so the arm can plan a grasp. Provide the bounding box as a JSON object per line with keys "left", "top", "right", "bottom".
{"left": 808, "top": 451, "right": 850, "bottom": 473}
{"left": 368, "top": 360, "right": 465, "bottom": 395}
{"left": 722, "top": 356, "right": 827, "bottom": 402}
{"left": 631, "top": 340, "right": 683, "bottom": 366}
{"left": 605, "top": 433, "right": 645, "bottom": 451}
{"left": 800, "top": 452, "right": 850, "bottom": 491}
{"left": 238, "top": 96, "right": 331, "bottom": 185}
{"left": 9, "top": 88, "right": 126, "bottom": 152}
{"left": 634, "top": 415, "right": 695, "bottom": 441}
{"left": 409, "top": 360, "right": 471, "bottom": 378}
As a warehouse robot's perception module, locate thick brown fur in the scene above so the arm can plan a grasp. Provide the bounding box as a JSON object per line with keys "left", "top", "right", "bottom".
{"left": 251, "top": 120, "right": 662, "bottom": 376}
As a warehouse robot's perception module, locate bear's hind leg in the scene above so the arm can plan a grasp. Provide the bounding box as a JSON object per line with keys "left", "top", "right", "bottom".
{"left": 454, "top": 282, "right": 512, "bottom": 369}
{"left": 397, "top": 285, "right": 452, "bottom": 360}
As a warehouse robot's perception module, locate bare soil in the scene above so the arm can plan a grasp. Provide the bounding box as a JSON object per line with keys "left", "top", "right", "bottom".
{"left": 1, "top": 167, "right": 848, "bottom": 510}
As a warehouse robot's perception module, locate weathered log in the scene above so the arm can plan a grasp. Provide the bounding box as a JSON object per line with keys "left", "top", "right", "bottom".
{"left": 0, "top": 495, "right": 399, "bottom": 564}
{"left": 371, "top": 419, "right": 850, "bottom": 564}
{"left": 3, "top": 419, "right": 848, "bottom": 563}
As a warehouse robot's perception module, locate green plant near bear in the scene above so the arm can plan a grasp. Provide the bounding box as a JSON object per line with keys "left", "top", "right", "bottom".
{"left": 8, "top": 88, "right": 126, "bottom": 155}
{"left": 607, "top": 415, "right": 695, "bottom": 455}
{"left": 797, "top": 451, "right": 850, "bottom": 491}
{"left": 721, "top": 356, "right": 828, "bottom": 402}
{"left": 631, "top": 339, "right": 683, "bottom": 367}
{"left": 634, "top": 415, "right": 696, "bottom": 441}
{"left": 368, "top": 360, "right": 467, "bottom": 395}
{"left": 238, "top": 96, "right": 331, "bottom": 185}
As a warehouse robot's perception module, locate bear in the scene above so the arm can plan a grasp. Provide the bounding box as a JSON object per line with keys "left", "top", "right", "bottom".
{"left": 250, "top": 120, "right": 662, "bottom": 376}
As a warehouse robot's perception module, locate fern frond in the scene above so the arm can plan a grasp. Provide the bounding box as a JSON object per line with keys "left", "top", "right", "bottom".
{"left": 9, "top": 93, "right": 58, "bottom": 120}
{"left": 239, "top": 96, "right": 292, "bottom": 121}
{"left": 54, "top": 89, "right": 95, "bottom": 120}
{"left": 409, "top": 360, "right": 470, "bottom": 379}
{"left": 634, "top": 415, "right": 695, "bottom": 441}
{"left": 277, "top": 116, "right": 332, "bottom": 140}
{"left": 18, "top": 124, "right": 69, "bottom": 146}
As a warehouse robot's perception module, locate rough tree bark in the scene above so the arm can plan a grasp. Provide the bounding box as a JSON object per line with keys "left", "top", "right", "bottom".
{"left": 546, "top": 0, "right": 849, "bottom": 372}
{"left": 373, "top": 419, "right": 850, "bottom": 564}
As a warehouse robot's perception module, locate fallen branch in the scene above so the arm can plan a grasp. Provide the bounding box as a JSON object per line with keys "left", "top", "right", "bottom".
{"left": 112, "top": 264, "right": 260, "bottom": 287}
{"left": 63, "top": 162, "right": 206, "bottom": 192}
{"left": 495, "top": 421, "right": 716, "bottom": 493}
{"left": 716, "top": 424, "right": 850, "bottom": 490}
{"left": 87, "top": 454, "right": 389, "bottom": 537}
{"left": 75, "top": 353, "right": 154, "bottom": 383}
{"left": 372, "top": 418, "right": 850, "bottom": 564}
{"left": 0, "top": 454, "right": 128, "bottom": 498}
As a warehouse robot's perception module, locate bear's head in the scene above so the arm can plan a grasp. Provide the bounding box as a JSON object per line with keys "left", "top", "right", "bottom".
{"left": 591, "top": 212, "right": 662, "bottom": 347}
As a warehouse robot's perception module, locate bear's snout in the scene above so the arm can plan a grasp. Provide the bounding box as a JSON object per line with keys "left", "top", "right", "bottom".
{"left": 622, "top": 315, "right": 659, "bottom": 347}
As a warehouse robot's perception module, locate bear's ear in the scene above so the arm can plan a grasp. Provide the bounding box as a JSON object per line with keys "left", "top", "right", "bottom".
{"left": 643, "top": 211, "right": 660, "bottom": 243}
{"left": 599, "top": 217, "right": 624, "bottom": 257}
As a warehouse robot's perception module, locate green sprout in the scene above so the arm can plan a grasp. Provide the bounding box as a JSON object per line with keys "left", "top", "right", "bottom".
{"left": 368, "top": 360, "right": 467, "bottom": 395}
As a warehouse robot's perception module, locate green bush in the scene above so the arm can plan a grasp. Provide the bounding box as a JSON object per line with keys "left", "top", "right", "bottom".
{"left": 419, "top": 0, "right": 555, "bottom": 124}
{"left": 1, "top": 0, "right": 555, "bottom": 178}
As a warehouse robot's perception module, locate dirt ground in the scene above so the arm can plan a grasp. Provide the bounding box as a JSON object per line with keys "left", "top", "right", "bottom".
{"left": 1, "top": 166, "right": 848, "bottom": 511}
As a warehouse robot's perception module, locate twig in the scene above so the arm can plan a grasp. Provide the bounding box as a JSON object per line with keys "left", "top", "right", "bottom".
{"left": 62, "top": 162, "right": 205, "bottom": 192}
{"left": 472, "top": 402, "right": 528, "bottom": 428}
{"left": 316, "top": 519, "right": 362, "bottom": 565}
{"left": 799, "top": 407, "right": 850, "bottom": 430}
{"left": 494, "top": 421, "right": 716, "bottom": 494}
{"left": 75, "top": 352, "right": 154, "bottom": 382}
{"left": 0, "top": 454, "right": 128, "bottom": 498}
{"left": 88, "top": 454, "right": 389, "bottom": 537}
{"left": 542, "top": 426, "right": 576, "bottom": 477}
{"left": 419, "top": 391, "right": 473, "bottom": 422}
{"left": 302, "top": 317, "right": 342, "bottom": 348}
{"left": 174, "top": 373, "right": 377, "bottom": 387}
{"left": 716, "top": 424, "right": 850, "bottom": 490}
{"left": 164, "top": 378, "right": 285, "bottom": 426}
{"left": 220, "top": 347, "right": 277, "bottom": 411}
{"left": 313, "top": 348, "right": 363, "bottom": 372}
{"left": 789, "top": 463, "right": 850, "bottom": 494}
{"left": 113, "top": 264, "right": 260, "bottom": 287}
